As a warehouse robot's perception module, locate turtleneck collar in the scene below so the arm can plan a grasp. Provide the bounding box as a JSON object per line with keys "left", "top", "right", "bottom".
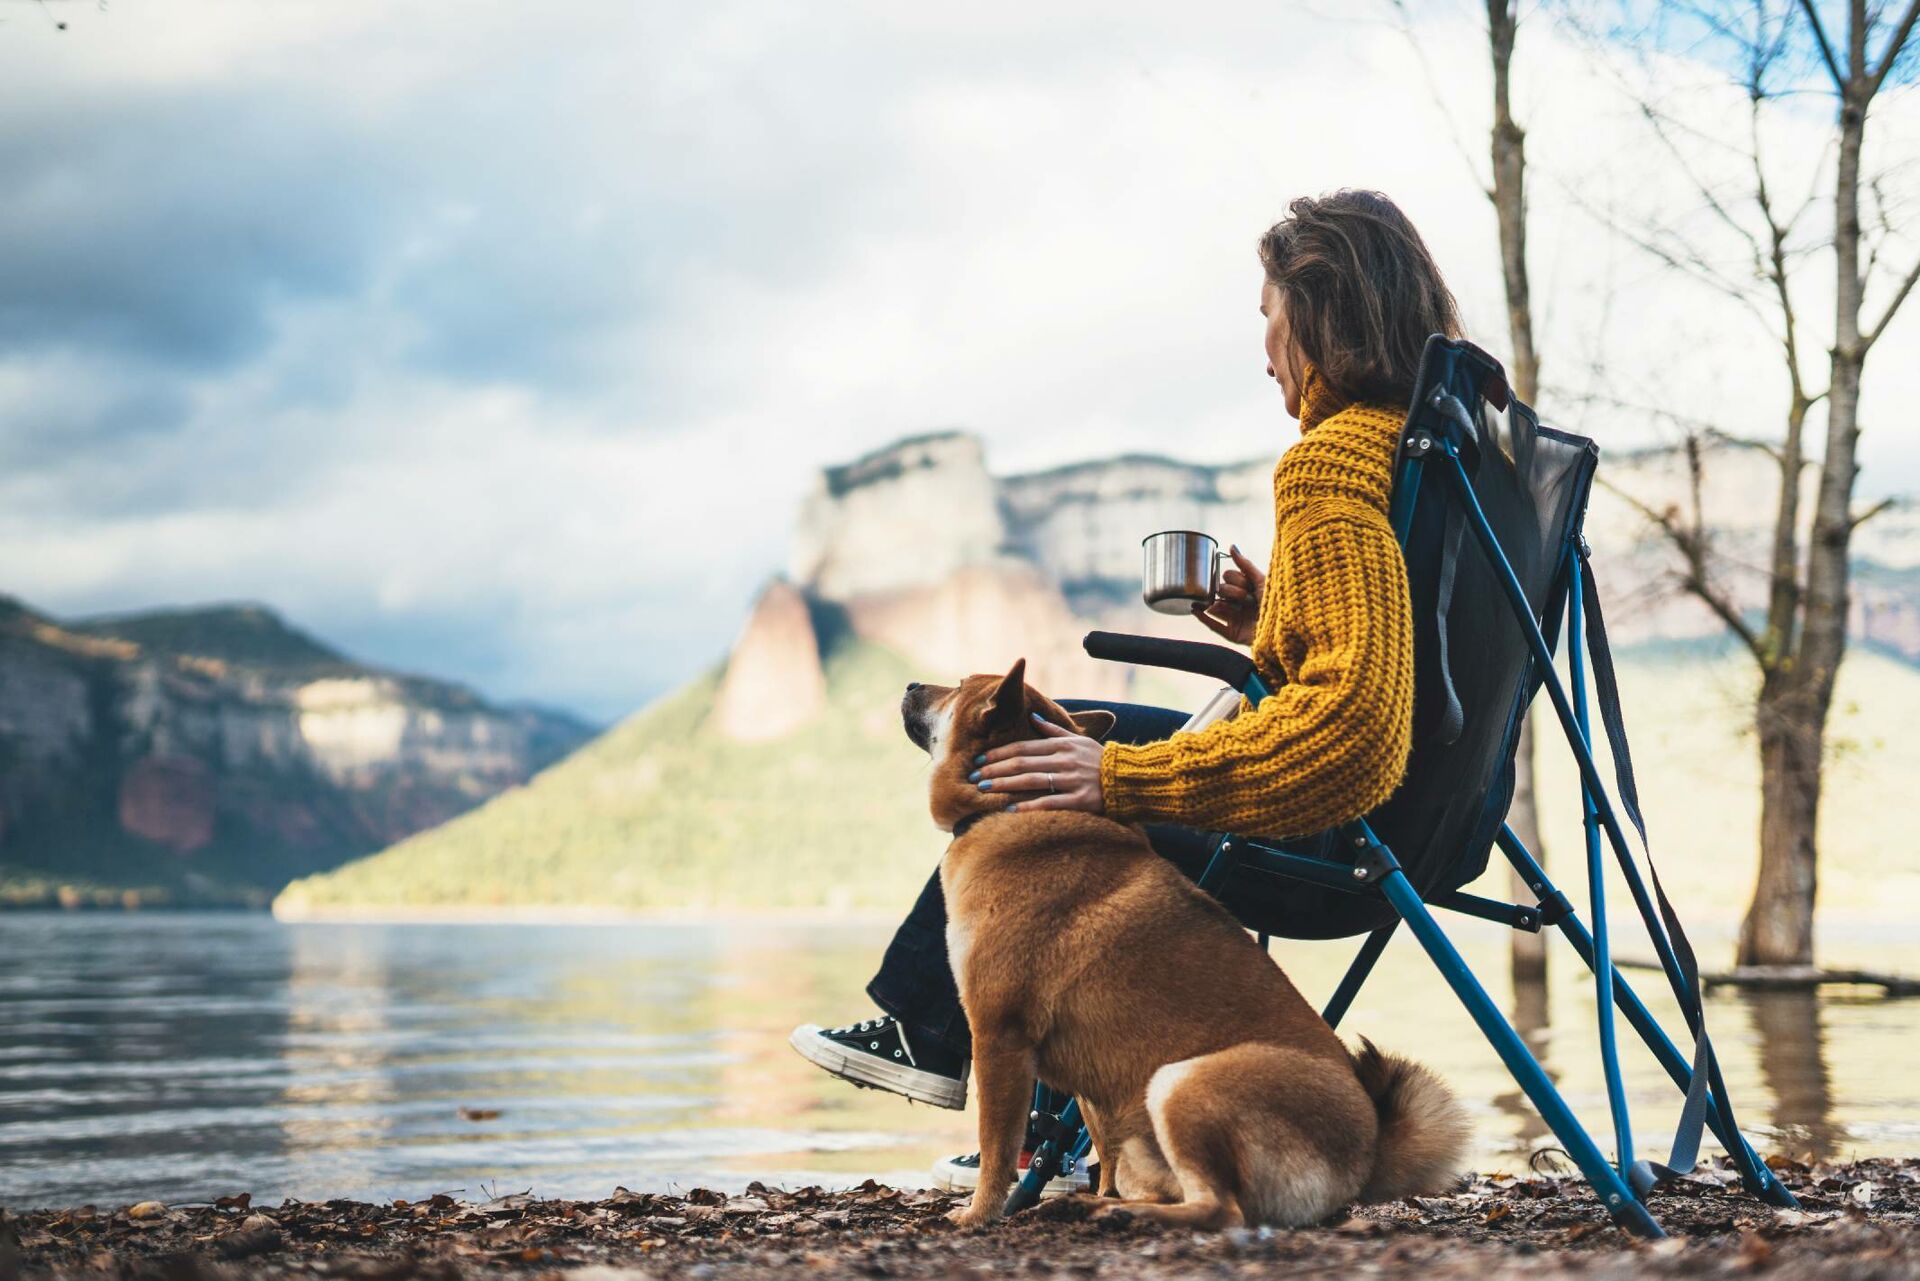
{"left": 1296, "top": 362, "right": 1350, "bottom": 436}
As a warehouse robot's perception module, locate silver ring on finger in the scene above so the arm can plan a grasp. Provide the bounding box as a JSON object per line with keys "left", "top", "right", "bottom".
{"left": 1047, "top": 773, "right": 1056, "bottom": 794}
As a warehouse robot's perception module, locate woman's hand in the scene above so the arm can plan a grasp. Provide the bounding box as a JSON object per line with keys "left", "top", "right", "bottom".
{"left": 1194, "top": 544, "right": 1265, "bottom": 645}
{"left": 971, "top": 713, "right": 1104, "bottom": 814}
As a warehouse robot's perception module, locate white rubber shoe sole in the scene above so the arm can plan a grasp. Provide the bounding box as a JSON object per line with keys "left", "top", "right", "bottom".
{"left": 787, "top": 1023, "right": 969, "bottom": 1110}
{"left": 930, "top": 1151, "right": 1090, "bottom": 1198}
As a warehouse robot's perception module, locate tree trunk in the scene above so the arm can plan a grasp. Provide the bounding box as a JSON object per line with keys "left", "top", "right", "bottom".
{"left": 1506, "top": 719, "right": 1549, "bottom": 981}
{"left": 1735, "top": 35, "right": 1874, "bottom": 967}
{"left": 1738, "top": 669, "right": 1823, "bottom": 966}
{"left": 1486, "top": 0, "right": 1548, "bottom": 983}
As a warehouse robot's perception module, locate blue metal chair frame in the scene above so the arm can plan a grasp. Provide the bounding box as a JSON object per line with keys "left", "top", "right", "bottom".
{"left": 1003, "top": 387, "right": 1798, "bottom": 1238}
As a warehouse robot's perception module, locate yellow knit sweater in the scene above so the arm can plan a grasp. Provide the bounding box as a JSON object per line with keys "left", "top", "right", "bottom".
{"left": 1099, "top": 367, "right": 1416, "bottom": 838}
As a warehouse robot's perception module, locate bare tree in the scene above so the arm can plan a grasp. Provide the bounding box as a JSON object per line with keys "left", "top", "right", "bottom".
{"left": 1393, "top": 0, "right": 1556, "bottom": 980}
{"left": 1386, "top": 0, "right": 1556, "bottom": 982}
{"left": 1576, "top": 0, "right": 1919, "bottom": 969}
{"left": 1485, "top": 0, "right": 1552, "bottom": 985}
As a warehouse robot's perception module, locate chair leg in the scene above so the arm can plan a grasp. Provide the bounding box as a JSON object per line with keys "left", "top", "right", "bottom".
{"left": 1375, "top": 865, "right": 1665, "bottom": 1238}
{"left": 1560, "top": 911, "right": 1798, "bottom": 1207}
{"left": 1322, "top": 923, "right": 1397, "bottom": 1029}
{"left": 1195, "top": 833, "right": 1239, "bottom": 895}
{"left": 1004, "top": 1098, "right": 1084, "bottom": 1216}
{"left": 1497, "top": 830, "right": 1798, "bottom": 1208}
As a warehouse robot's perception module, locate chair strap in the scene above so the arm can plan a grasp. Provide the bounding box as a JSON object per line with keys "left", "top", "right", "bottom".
{"left": 1578, "top": 549, "right": 1713, "bottom": 1189}
{"left": 1431, "top": 503, "right": 1468, "bottom": 745}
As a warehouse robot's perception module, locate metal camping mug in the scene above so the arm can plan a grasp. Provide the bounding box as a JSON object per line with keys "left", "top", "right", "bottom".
{"left": 1141, "top": 530, "right": 1232, "bottom": 615}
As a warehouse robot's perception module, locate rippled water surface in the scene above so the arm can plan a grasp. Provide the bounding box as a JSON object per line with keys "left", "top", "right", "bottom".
{"left": 1, "top": 913, "right": 1917, "bottom": 1210}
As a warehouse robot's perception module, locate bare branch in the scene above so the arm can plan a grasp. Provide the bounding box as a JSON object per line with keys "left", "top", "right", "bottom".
{"left": 1864, "top": 253, "right": 1920, "bottom": 348}
{"left": 1748, "top": 88, "right": 1816, "bottom": 406}
{"left": 1553, "top": 383, "right": 1829, "bottom": 451}
{"left": 1385, "top": 0, "right": 1491, "bottom": 195}
{"left": 1703, "top": 427, "right": 1797, "bottom": 467}
{"left": 1634, "top": 98, "right": 1766, "bottom": 269}
{"left": 1870, "top": 0, "right": 1920, "bottom": 96}
{"left": 1796, "top": 0, "right": 1847, "bottom": 88}
{"left": 1555, "top": 175, "right": 1777, "bottom": 316}
{"left": 1596, "top": 469, "right": 1769, "bottom": 666}
{"left": 1851, "top": 495, "right": 1903, "bottom": 529}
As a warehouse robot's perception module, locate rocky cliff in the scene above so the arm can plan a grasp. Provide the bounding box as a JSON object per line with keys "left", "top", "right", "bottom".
{"left": 0, "top": 598, "right": 593, "bottom": 907}
{"left": 720, "top": 425, "right": 1920, "bottom": 744}
{"left": 763, "top": 435, "right": 1289, "bottom": 721}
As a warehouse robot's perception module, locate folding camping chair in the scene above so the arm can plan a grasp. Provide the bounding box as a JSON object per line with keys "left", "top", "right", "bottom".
{"left": 1004, "top": 336, "right": 1798, "bottom": 1238}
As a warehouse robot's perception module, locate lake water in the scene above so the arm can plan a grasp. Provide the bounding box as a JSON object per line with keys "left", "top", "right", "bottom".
{"left": 1, "top": 912, "right": 1917, "bottom": 1211}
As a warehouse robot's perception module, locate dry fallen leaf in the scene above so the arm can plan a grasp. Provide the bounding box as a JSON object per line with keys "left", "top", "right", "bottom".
{"left": 125, "top": 1202, "right": 167, "bottom": 1220}
{"left": 458, "top": 1106, "right": 502, "bottom": 1121}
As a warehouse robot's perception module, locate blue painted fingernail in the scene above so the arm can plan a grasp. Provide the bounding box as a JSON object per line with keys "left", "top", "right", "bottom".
{"left": 1007, "top": 803, "right": 1020, "bottom": 813}
{"left": 977, "top": 780, "right": 992, "bottom": 791}
{"left": 968, "top": 770, "right": 981, "bottom": 783}
{"left": 972, "top": 754, "right": 986, "bottom": 766}
{"left": 1031, "top": 712, "right": 1045, "bottom": 723}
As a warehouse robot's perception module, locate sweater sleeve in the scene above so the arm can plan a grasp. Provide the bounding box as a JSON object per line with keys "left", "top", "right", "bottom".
{"left": 1098, "top": 506, "right": 1415, "bottom": 839}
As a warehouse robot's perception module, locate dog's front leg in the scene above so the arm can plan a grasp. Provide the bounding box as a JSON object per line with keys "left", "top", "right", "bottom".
{"left": 948, "top": 1032, "right": 1032, "bottom": 1228}
{"left": 1080, "top": 1100, "right": 1118, "bottom": 1197}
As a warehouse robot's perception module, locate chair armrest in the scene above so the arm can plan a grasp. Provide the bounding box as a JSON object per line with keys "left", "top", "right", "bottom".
{"left": 1082, "top": 631, "right": 1257, "bottom": 689}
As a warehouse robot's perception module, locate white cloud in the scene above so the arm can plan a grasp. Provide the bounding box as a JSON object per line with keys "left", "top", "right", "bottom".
{"left": 0, "top": 0, "right": 1914, "bottom": 721}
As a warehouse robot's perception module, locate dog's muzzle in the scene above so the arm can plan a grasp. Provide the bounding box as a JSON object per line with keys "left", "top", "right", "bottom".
{"left": 901, "top": 683, "right": 932, "bottom": 752}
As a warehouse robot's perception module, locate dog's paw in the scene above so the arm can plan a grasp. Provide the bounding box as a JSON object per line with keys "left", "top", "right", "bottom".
{"left": 946, "top": 1201, "right": 1003, "bottom": 1230}
{"left": 1025, "top": 1194, "right": 1101, "bottom": 1223}
{"left": 1090, "top": 1204, "right": 1142, "bottom": 1233}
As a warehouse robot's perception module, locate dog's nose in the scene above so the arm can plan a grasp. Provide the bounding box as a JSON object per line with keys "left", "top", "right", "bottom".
{"left": 905, "top": 682, "right": 922, "bottom": 692}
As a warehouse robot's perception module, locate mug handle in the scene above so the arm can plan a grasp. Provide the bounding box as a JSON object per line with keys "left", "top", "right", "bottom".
{"left": 1208, "top": 547, "right": 1232, "bottom": 603}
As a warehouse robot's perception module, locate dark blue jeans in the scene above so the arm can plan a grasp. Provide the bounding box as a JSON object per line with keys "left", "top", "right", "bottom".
{"left": 866, "top": 698, "right": 1240, "bottom": 1059}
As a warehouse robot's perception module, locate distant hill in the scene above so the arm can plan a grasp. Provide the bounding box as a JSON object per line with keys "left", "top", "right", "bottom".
{"left": 0, "top": 596, "right": 594, "bottom": 909}
{"left": 283, "top": 430, "right": 1920, "bottom": 924}
{"left": 277, "top": 632, "right": 945, "bottom": 915}
{"left": 71, "top": 604, "right": 352, "bottom": 674}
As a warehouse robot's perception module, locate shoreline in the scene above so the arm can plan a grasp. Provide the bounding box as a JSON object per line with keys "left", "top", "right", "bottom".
{"left": 268, "top": 902, "right": 910, "bottom": 925}
{"left": 11, "top": 1159, "right": 1920, "bottom": 1280}
{"left": 10, "top": 899, "right": 1920, "bottom": 947}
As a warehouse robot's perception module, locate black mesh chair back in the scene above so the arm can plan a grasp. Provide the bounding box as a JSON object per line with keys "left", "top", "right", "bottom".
{"left": 1234, "top": 339, "right": 1598, "bottom": 940}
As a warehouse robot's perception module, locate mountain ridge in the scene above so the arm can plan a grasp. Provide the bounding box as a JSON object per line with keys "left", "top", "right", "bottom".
{"left": 0, "top": 593, "right": 594, "bottom": 908}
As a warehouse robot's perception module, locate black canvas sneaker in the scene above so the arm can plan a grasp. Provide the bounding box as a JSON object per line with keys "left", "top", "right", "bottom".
{"left": 788, "top": 1015, "right": 969, "bottom": 1109}
{"left": 929, "top": 1148, "right": 1091, "bottom": 1197}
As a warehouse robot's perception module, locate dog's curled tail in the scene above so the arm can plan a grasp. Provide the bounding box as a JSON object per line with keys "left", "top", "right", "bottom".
{"left": 1349, "top": 1037, "right": 1472, "bottom": 1202}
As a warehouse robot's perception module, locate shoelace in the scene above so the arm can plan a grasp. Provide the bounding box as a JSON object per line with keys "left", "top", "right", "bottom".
{"left": 893, "top": 1020, "right": 919, "bottom": 1069}
{"left": 829, "top": 1017, "right": 886, "bottom": 1036}
{"left": 826, "top": 1017, "right": 917, "bottom": 1068}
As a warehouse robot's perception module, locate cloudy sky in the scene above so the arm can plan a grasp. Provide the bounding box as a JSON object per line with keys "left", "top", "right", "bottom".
{"left": 2, "top": 1, "right": 1915, "bottom": 722}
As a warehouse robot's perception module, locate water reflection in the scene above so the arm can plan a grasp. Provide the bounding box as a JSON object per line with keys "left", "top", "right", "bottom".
{"left": 0, "top": 914, "right": 1912, "bottom": 1209}
{"left": 1490, "top": 974, "right": 1554, "bottom": 1154}
{"left": 1746, "top": 988, "right": 1844, "bottom": 1162}
{"left": 0, "top": 915, "right": 298, "bottom": 1209}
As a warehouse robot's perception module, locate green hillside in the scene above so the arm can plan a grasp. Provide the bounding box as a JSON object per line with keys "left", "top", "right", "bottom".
{"left": 275, "top": 637, "right": 948, "bottom": 914}
{"left": 280, "top": 641, "right": 1920, "bottom": 930}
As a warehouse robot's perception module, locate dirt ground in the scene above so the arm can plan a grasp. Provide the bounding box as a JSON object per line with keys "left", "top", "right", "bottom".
{"left": 8, "top": 1156, "right": 1920, "bottom": 1280}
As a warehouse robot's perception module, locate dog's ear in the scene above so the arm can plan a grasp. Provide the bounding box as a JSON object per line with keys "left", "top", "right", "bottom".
{"left": 986, "top": 658, "right": 1028, "bottom": 727}
{"left": 1068, "top": 708, "right": 1117, "bottom": 742}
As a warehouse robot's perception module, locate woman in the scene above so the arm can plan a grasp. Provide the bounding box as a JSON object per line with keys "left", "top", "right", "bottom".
{"left": 790, "top": 189, "right": 1461, "bottom": 1191}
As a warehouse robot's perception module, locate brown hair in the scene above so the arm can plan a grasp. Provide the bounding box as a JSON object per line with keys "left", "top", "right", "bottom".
{"left": 1258, "top": 190, "right": 1462, "bottom": 408}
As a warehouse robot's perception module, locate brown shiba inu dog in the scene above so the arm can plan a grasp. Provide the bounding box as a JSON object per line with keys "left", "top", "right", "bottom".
{"left": 902, "top": 659, "right": 1470, "bottom": 1230}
